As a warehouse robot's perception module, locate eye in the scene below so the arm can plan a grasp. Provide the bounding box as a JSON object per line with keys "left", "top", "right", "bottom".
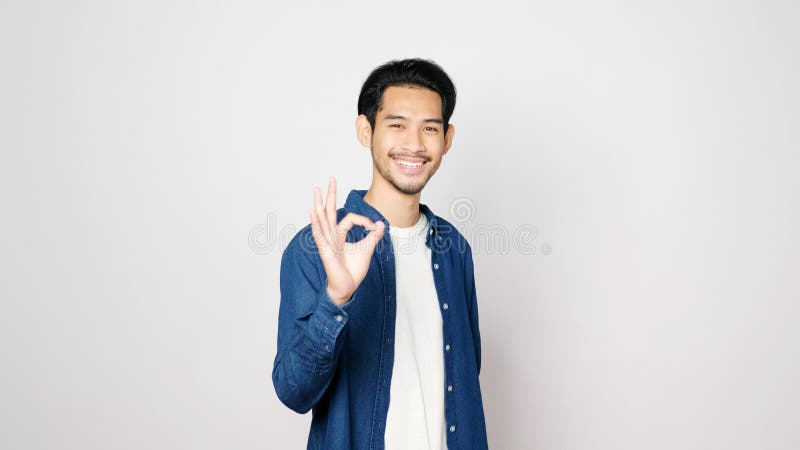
{"left": 389, "top": 123, "right": 404, "bottom": 128}
{"left": 424, "top": 127, "right": 439, "bottom": 132}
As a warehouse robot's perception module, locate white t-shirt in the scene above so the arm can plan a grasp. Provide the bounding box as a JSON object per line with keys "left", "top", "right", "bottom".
{"left": 384, "top": 212, "right": 447, "bottom": 450}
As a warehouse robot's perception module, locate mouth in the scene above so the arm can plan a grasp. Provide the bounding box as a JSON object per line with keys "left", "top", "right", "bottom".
{"left": 392, "top": 156, "right": 428, "bottom": 175}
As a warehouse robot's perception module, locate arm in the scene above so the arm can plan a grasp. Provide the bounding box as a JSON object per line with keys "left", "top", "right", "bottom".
{"left": 464, "top": 241, "right": 482, "bottom": 374}
{"left": 272, "top": 178, "right": 384, "bottom": 414}
{"left": 271, "top": 232, "right": 355, "bottom": 414}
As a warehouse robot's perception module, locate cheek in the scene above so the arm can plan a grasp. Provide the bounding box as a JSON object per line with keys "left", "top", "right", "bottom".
{"left": 380, "top": 134, "right": 404, "bottom": 150}
{"left": 425, "top": 135, "right": 446, "bottom": 150}
{"left": 371, "top": 134, "right": 394, "bottom": 152}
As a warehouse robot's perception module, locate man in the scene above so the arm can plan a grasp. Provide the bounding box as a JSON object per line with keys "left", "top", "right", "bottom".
{"left": 272, "top": 58, "right": 488, "bottom": 450}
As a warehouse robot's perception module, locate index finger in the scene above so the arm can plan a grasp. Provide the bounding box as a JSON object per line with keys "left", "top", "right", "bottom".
{"left": 336, "top": 212, "right": 379, "bottom": 233}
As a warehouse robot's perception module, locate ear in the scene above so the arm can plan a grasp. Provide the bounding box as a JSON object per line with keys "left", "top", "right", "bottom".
{"left": 355, "top": 115, "right": 373, "bottom": 148}
{"left": 442, "top": 123, "right": 456, "bottom": 156}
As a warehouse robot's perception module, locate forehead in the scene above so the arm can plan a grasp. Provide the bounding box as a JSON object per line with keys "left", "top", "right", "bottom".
{"left": 377, "top": 85, "right": 442, "bottom": 119}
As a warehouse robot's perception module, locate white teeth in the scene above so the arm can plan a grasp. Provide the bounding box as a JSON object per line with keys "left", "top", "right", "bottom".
{"left": 397, "top": 160, "right": 423, "bottom": 168}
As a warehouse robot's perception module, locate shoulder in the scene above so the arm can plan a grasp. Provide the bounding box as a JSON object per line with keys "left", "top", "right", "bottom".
{"left": 282, "top": 223, "right": 316, "bottom": 259}
{"left": 280, "top": 223, "right": 327, "bottom": 285}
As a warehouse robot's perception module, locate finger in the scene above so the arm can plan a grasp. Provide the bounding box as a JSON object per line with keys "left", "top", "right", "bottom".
{"left": 314, "top": 186, "right": 331, "bottom": 238}
{"left": 310, "top": 208, "right": 338, "bottom": 263}
{"left": 336, "top": 212, "right": 376, "bottom": 232}
{"left": 355, "top": 220, "right": 385, "bottom": 254}
{"left": 325, "top": 177, "right": 337, "bottom": 227}
{"left": 332, "top": 213, "right": 376, "bottom": 254}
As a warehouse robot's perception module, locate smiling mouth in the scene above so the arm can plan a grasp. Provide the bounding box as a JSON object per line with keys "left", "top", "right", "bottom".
{"left": 392, "top": 157, "right": 428, "bottom": 169}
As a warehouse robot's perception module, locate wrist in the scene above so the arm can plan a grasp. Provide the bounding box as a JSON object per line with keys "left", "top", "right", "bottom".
{"left": 326, "top": 285, "right": 352, "bottom": 306}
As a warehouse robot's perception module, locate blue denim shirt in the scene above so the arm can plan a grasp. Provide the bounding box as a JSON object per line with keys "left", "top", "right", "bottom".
{"left": 272, "top": 189, "right": 488, "bottom": 450}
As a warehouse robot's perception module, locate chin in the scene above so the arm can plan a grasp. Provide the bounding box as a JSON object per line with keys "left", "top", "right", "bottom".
{"left": 391, "top": 177, "right": 429, "bottom": 195}
{"left": 396, "top": 185, "right": 425, "bottom": 195}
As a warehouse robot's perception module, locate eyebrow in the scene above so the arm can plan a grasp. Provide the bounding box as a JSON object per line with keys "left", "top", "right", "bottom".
{"left": 382, "top": 114, "right": 443, "bottom": 124}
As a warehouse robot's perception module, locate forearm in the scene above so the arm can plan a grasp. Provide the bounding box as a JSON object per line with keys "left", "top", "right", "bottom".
{"left": 272, "top": 286, "right": 353, "bottom": 413}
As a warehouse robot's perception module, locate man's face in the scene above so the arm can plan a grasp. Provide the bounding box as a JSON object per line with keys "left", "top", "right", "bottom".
{"left": 358, "top": 85, "right": 455, "bottom": 195}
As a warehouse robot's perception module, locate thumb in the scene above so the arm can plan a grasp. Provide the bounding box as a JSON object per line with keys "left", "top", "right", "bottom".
{"left": 359, "top": 220, "right": 385, "bottom": 253}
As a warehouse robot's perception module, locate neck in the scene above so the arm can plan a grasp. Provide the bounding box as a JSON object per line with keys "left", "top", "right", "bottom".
{"left": 363, "top": 175, "right": 421, "bottom": 228}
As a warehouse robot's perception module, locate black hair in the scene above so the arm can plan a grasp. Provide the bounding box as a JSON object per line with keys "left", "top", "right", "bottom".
{"left": 357, "top": 58, "right": 457, "bottom": 135}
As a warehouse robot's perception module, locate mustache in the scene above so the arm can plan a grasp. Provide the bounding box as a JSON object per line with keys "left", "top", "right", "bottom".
{"left": 388, "top": 152, "right": 430, "bottom": 161}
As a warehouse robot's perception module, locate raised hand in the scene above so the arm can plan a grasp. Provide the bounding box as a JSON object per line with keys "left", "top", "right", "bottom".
{"left": 309, "top": 177, "right": 385, "bottom": 306}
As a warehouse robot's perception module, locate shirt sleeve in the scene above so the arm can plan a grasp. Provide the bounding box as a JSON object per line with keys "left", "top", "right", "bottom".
{"left": 464, "top": 241, "right": 482, "bottom": 375}
{"left": 272, "top": 228, "right": 355, "bottom": 414}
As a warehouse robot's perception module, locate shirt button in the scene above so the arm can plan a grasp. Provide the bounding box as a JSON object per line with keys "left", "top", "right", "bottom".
{"left": 449, "top": 425, "right": 456, "bottom": 433}
{"left": 445, "top": 344, "right": 450, "bottom": 351}
{"left": 429, "top": 228, "right": 434, "bottom": 235}
{"left": 334, "top": 314, "right": 343, "bottom": 322}
{"left": 433, "top": 263, "right": 439, "bottom": 270}
{"left": 447, "top": 385, "right": 453, "bottom": 392}
{"left": 442, "top": 303, "right": 449, "bottom": 310}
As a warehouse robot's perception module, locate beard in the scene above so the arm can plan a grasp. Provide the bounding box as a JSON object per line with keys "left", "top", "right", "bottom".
{"left": 372, "top": 147, "right": 437, "bottom": 195}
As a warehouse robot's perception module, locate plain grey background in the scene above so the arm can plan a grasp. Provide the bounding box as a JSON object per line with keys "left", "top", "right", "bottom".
{"left": 2, "top": 1, "right": 799, "bottom": 449}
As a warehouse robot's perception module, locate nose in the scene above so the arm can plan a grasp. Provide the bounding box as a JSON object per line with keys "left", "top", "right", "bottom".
{"left": 401, "top": 129, "right": 426, "bottom": 153}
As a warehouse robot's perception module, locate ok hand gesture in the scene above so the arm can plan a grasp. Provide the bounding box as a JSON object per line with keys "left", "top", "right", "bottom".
{"left": 309, "top": 177, "right": 385, "bottom": 306}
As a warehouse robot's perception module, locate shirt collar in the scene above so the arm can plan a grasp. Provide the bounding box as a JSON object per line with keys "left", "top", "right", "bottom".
{"left": 344, "top": 189, "right": 440, "bottom": 245}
